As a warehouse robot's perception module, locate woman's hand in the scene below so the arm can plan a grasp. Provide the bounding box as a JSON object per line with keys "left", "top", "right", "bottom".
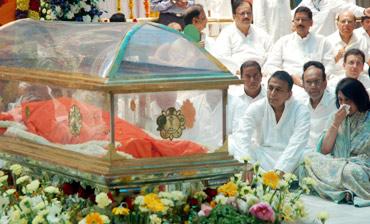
{"left": 333, "top": 105, "right": 347, "bottom": 128}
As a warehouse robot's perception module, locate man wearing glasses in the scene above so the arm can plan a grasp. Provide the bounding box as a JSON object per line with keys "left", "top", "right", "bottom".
{"left": 264, "top": 6, "right": 334, "bottom": 88}
{"left": 325, "top": 11, "right": 368, "bottom": 77}
{"left": 214, "top": 0, "right": 272, "bottom": 75}
{"left": 229, "top": 71, "right": 310, "bottom": 175}
{"left": 301, "top": 61, "right": 336, "bottom": 149}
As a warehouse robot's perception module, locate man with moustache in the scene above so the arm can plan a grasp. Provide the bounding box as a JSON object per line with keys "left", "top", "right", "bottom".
{"left": 301, "top": 61, "right": 336, "bottom": 149}
{"left": 264, "top": 6, "right": 334, "bottom": 88}
{"left": 229, "top": 71, "right": 310, "bottom": 174}
{"left": 214, "top": 0, "right": 272, "bottom": 75}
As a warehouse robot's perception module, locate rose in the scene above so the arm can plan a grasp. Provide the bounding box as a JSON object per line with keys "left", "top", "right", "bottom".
{"left": 249, "top": 202, "right": 275, "bottom": 223}
{"left": 197, "top": 203, "right": 213, "bottom": 217}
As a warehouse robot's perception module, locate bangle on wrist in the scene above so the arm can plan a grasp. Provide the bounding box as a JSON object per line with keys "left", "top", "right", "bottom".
{"left": 331, "top": 123, "right": 339, "bottom": 129}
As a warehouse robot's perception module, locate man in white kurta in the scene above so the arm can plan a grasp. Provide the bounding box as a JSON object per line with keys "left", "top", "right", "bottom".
{"left": 229, "top": 71, "right": 310, "bottom": 173}
{"left": 227, "top": 60, "right": 266, "bottom": 136}
{"left": 263, "top": 6, "right": 334, "bottom": 85}
{"left": 253, "top": 0, "right": 292, "bottom": 43}
{"left": 355, "top": 16, "right": 370, "bottom": 62}
{"left": 294, "top": 0, "right": 370, "bottom": 36}
{"left": 325, "top": 11, "right": 369, "bottom": 77}
{"left": 214, "top": 0, "right": 272, "bottom": 75}
{"left": 300, "top": 61, "right": 337, "bottom": 149}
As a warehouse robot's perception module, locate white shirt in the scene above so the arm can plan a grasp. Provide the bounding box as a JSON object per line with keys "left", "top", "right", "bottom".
{"left": 227, "top": 85, "right": 266, "bottom": 134}
{"left": 354, "top": 27, "right": 370, "bottom": 57}
{"left": 294, "top": 0, "right": 365, "bottom": 36}
{"left": 300, "top": 90, "right": 336, "bottom": 149}
{"left": 325, "top": 31, "right": 368, "bottom": 77}
{"left": 264, "top": 32, "right": 335, "bottom": 77}
{"left": 253, "top": 0, "right": 292, "bottom": 43}
{"left": 229, "top": 97, "right": 310, "bottom": 173}
{"left": 328, "top": 73, "right": 370, "bottom": 93}
{"left": 215, "top": 24, "right": 272, "bottom": 75}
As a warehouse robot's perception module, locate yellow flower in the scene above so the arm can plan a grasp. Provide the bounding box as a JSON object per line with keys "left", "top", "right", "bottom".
{"left": 217, "top": 182, "right": 238, "bottom": 197}
{"left": 210, "top": 200, "right": 217, "bottom": 208}
{"left": 112, "top": 207, "right": 130, "bottom": 216}
{"left": 143, "top": 193, "right": 165, "bottom": 212}
{"left": 86, "top": 212, "right": 104, "bottom": 224}
{"left": 262, "top": 171, "right": 280, "bottom": 189}
{"left": 183, "top": 204, "right": 190, "bottom": 213}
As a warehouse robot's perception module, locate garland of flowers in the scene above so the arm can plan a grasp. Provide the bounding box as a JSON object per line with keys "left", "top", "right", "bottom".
{"left": 128, "top": 0, "right": 134, "bottom": 19}
{"left": 39, "top": 0, "right": 103, "bottom": 22}
{"left": 15, "top": 0, "right": 40, "bottom": 20}
{"left": 143, "top": 0, "right": 149, "bottom": 18}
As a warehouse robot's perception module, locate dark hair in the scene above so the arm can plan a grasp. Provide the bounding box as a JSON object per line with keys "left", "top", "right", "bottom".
{"left": 184, "top": 4, "right": 204, "bottom": 26}
{"left": 344, "top": 48, "right": 365, "bottom": 64}
{"left": 231, "top": 0, "right": 252, "bottom": 15}
{"left": 268, "top": 71, "right": 293, "bottom": 91}
{"left": 240, "top": 60, "right": 261, "bottom": 77}
{"left": 335, "top": 78, "right": 370, "bottom": 111}
{"left": 110, "top": 13, "right": 126, "bottom": 22}
{"left": 294, "top": 6, "right": 312, "bottom": 20}
{"left": 302, "top": 61, "right": 326, "bottom": 81}
{"left": 361, "top": 15, "right": 370, "bottom": 22}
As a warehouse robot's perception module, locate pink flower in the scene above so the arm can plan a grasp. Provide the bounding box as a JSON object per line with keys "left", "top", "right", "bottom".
{"left": 249, "top": 202, "right": 275, "bottom": 223}
{"left": 198, "top": 203, "right": 213, "bottom": 217}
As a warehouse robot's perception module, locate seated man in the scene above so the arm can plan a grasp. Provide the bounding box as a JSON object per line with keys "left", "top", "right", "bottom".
{"left": 229, "top": 71, "right": 310, "bottom": 174}
{"left": 325, "top": 11, "right": 368, "bottom": 77}
{"left": 214, "top": 0, "right": 272, "bottom": 75}
{"left": 301, "top": 61, "right": 337, "bottom": 149}
{"left": 329, "top": 48, "right": 370, "bottom": 93}
{"left": 183, "top": 4, "right": 208, "bottom": 44}
{"left": 227, "top": 60, "right": 266, "bottom": 136}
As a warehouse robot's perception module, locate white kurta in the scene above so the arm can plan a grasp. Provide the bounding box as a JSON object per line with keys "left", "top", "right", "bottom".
{"left": 328, "top": 73, "right": 370, "bottom": 94}
{"left": 229, "top": 97, "right": 311, "bottom": 173}
{"left": 214, "top": 24, "right": 272, "bottom": 75}
{"left": 253, "top": 0, "right": 292, "bottom": 43}
{"left": 354, "top": 27, "right": 370, "bottom": 58}
{"left": 325, "top": 31, "right": 369, "bottom": 77}
{"left": 263, "top": 32, "right": 335, "bottom": 77}
{"left": 294, "top": 0, "right": 365, "bottom": 36}
{"left": 299, "top": 90, "right": 337, "bottom": 149}
{"left": 227, "top": 85, "right": 266, "bottom": 135}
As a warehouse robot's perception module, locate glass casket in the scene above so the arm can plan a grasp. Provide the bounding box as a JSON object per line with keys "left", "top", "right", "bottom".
{"left": 0, "top": 19, "right": 243, "bottom": 190}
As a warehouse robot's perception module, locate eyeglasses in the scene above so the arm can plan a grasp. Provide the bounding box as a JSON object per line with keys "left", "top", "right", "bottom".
{"left": 293, "top": 17, "right": 311, "bottom": 23}
{"left": 236, "top": 11, "right": 252, "bottom": 17}
{"left": 304, "top": 79, "right": 323, "bottom": 86}
{"left": 338, "top": 19, "right": 355, "bottom": 25}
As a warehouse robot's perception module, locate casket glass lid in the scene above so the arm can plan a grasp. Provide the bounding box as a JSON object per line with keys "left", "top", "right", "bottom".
{"left": 0, "top": 19, "right": 238, "bottom": 90}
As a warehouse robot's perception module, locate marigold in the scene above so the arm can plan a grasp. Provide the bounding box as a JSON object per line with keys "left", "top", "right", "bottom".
{"left": 112, "top": 207, "right": 130, "bottom": 216}
{"left": 217, "top": 182, "right": 238, "bottom": 197}
{"left": 262, "top": 171, "right": 280, "bottom": 189}
{"left": 143, "top": 193, "right": 165, "bottom": 212}
{"left": 86, "top": 212, "right": 103, "bottom": 224}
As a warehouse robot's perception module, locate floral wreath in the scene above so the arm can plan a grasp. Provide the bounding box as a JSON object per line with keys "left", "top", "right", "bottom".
{"left": 16, "top": 0, "right": 40, "bottom": 20}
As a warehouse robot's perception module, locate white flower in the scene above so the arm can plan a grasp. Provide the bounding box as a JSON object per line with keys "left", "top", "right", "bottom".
{"left": 161, "top": 198, "right": 174, "bottom": 207}
{"left": 236, "top": 198, "right": 248, "bottom": 213}
{"left": 9, "top": 209, "right": 21, "bottom": 222}
{"left": 44, "top": 186, "right": 60, "bottom": 194}
{"left": 95, "top": 192, "right": 112, "bottom": 208}
{"left": 214, "top": 194, "right": 227, "bottom": 205}
{"left": 82, "top": 15, "right": 92, "bottom": 22}
{"left": 66, "top": 11, "right": 74, "bottom": 20}
{"left": 149, "top": 214, "right": 162, "bottom": 224}
{"left": 101, "top": 215, "right": 110, "bottom": 224}
{"left": 317, "top": 211, "right": 329, "bottom": 223}
{"left": 5, "top": 188, "right": 16, "bottom": 195}
{"left": 70, "top": 5, "right": 81, "bottom": 14}
{"left": 16, "top": 175, "right": 30, "bottom": 185}
{"left": 83, "top": 4, "right": 91, "bottom": 12}
{"left": 0, "top": 196, "right": 10, "bottom": 208}
{"left": 19, "top": 197, "right": 31, "bottom": 214}
{"left": 42, "top": 8, "right": 46, "bottom": 14}
{"left": 46, "top": 15, "right": 51, "bottom": 20}
{"left": 0, "top": 175, "right": 8, "bottom": 183}
{"left": 283, "top": 173, "right": 297, "bottom": 183}
{"left": 0, "top": 170, "right": 4, "bottom": 177}
{"left": 277, "top": 180, "right": 289, "bottom": 190}
{"left": 0, "top": 215, "right": 9, "bottom": 224}
{"left": 55, "top": 6, "right": 62, "bottom": 15}
{"left": 302, "top": 177, "right": 316, "bottom": 187}
{"left": 35, "top": 201, "right": 47, "bottom": 211}
{"left": 243, "top": 194, "right": 259, "bottom": 208}
{"left": 134, "top": 195, "right": 145, "bottom": 206}
{"left": 47, "top": 9, "right": 51, "bottom": 15}
{"left": 26, "top": 180, "right": 40, "bottom": 193}
{"left": 46, "top": 203, "right": 62, "bottom": 223}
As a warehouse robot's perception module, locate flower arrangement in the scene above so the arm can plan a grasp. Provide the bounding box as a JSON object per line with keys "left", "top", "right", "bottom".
{"left": 39, "top": 0, "right": 103, "bottom": 22}
{"left": 15, "top": 0, "right": 40, "bottom": 20}
{"left": 0, "top": 162, "right": 328, "bottom": 224}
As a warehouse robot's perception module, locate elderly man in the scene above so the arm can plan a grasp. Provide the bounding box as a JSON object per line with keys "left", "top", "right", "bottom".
{"left": 214, "top": 0, "right": 272, "bottom": 75}
{"left": 229, "top": 71, "right": 310, "bottom": 174}
{"left": 264, "top": 6, "right": 334, "bottom": 87}
{"left": 329, "top": 48, "right": 370, "bottom": 92}
{"left": 301, "top": 61, "right": 337, "bottom": 149}
{"left": 227, "top": 60, "right": 266, "bottom": 136}
{"left": 326, "top": 11, "right": 368, "bottom": 77}
{"left": 294, "top": 0, "right": 370, "bottom": 36}
{"left": 151, "top": 0, "right": 193, "bottom": 28}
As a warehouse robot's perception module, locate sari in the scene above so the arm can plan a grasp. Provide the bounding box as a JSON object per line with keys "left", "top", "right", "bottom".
{"left": 303, "top": 111, "right": 370, "bottom": 203}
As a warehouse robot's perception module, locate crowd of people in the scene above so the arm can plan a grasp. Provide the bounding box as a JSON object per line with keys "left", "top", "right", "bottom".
{"left": 149, "top": 0, "right": 370, "bottom": 205}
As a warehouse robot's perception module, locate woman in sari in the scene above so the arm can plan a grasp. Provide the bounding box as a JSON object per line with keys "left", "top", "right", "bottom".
{"left": 303, "top": 78, "right": 370, "bottom": 204}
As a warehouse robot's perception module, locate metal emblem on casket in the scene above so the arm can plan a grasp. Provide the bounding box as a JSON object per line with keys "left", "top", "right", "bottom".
{"left": 68, "top": 104, "right": 82, "bottom": 136}
{"left": 156, "top": 107, "right": 185, "bottom": 140}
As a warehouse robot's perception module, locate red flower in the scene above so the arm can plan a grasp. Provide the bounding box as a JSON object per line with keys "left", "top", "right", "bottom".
{"left": 125, "top": 196, "right": 134, "bottom": 210}
{"left": 204, "top": 188, "right": 217, "bottom": 198}
{"left": 188, "top": 197, "right": 199, "bottom": 206}
{"left": 107, "top": 192, "right": 115, "bottom": 203}
{"left": 29, "top": 0, "right": 40, "bottom": 11}
{"left": 133, "top": 18, "right": 138, "bottom": 23}
{"left": 62, "top": 183, "right": 76, "bottom": 195}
